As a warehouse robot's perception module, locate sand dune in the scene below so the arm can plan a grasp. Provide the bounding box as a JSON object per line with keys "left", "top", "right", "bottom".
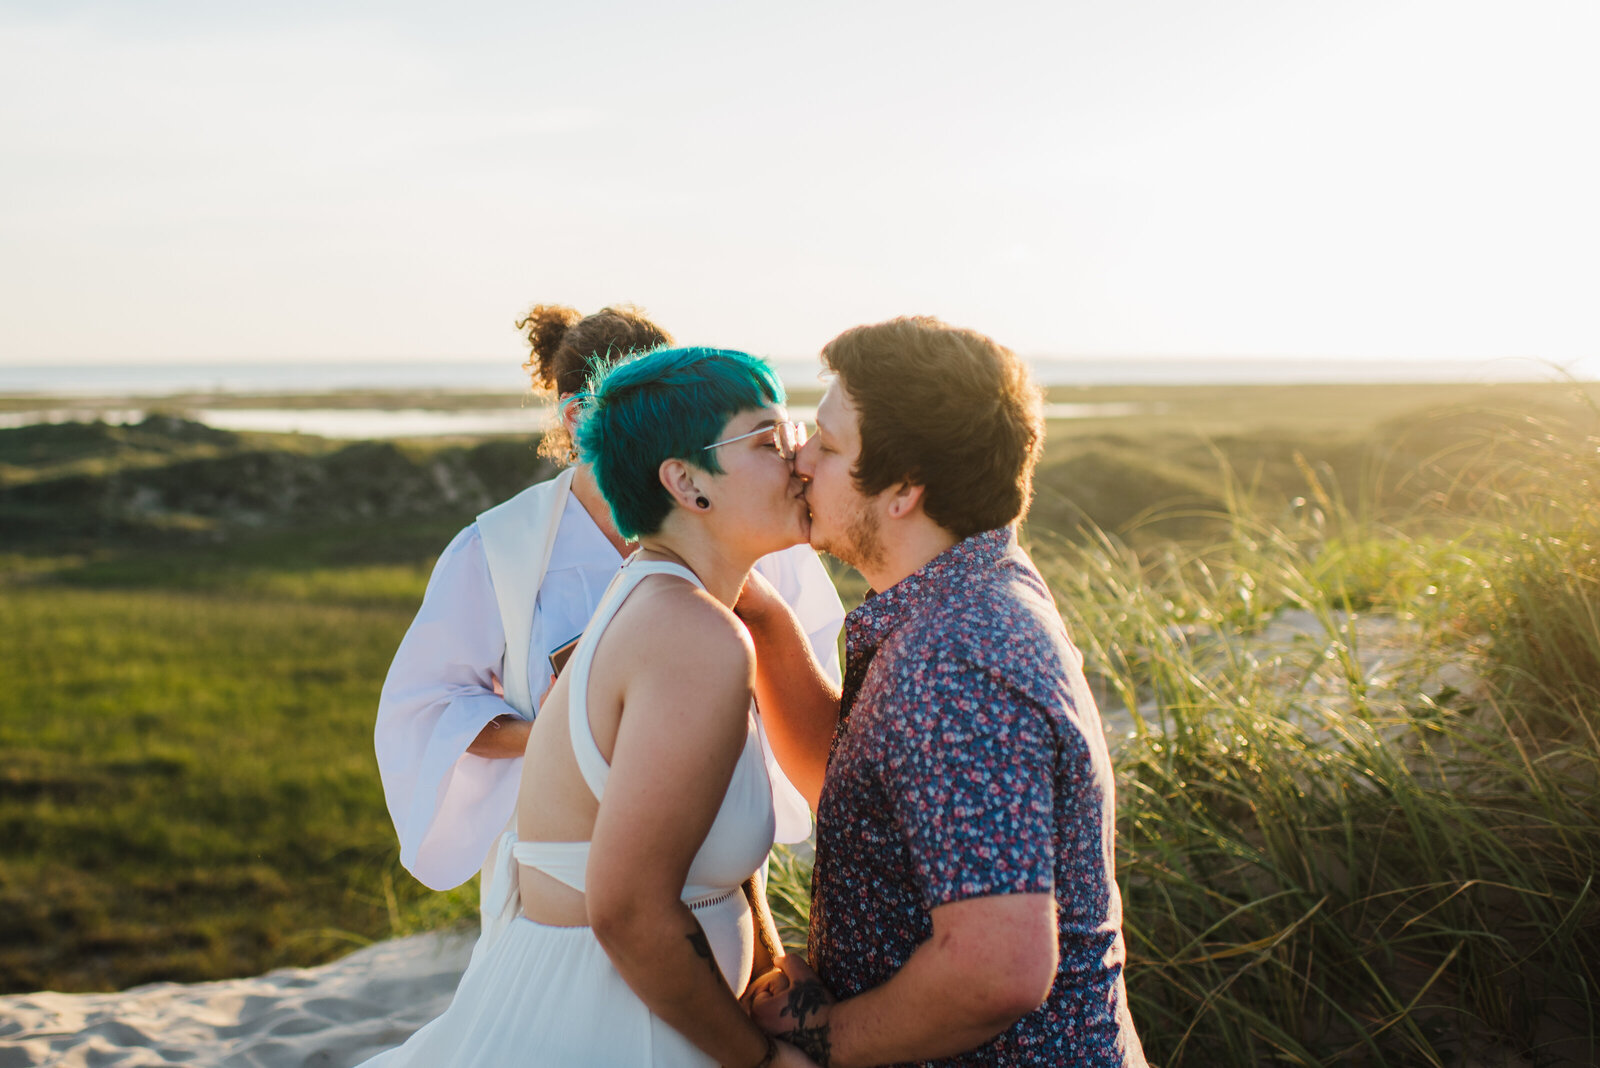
{"left": 0, "top": 931, "right": 471, "bottom": 1067}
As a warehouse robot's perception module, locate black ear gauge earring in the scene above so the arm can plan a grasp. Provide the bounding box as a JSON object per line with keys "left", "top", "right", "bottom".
{"left": 695, "top": 495, "right": 710, "bottom": 510}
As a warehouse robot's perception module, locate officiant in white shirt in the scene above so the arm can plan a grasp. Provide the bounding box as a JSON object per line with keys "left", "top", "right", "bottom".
{"left": 374, "top": 303, "right": 844, "bottom": 895}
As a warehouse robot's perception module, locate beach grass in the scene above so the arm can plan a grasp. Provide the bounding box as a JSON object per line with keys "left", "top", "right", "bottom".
{"left": 759, "top": 398, "right": 1600, "bottom": 1065}
{"left": 1035, "top": 510, "right": 1599, "bottom": 1065}
{"left": 2, "top": 382, "right": 1597, "bottom": 1063}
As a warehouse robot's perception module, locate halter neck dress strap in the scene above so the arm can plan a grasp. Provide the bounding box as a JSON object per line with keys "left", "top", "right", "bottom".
{"left": 512, "top": 556, "right": 760, "bottom": 901}
{"left": 564, "top": 557, "right": 707, "bottom": 802}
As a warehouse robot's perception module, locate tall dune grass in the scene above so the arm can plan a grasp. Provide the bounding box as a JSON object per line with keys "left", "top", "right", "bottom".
{"left": 1054, "top": 420, "right": 1599, "bottom": 1063}
{"left": 768, "top": 413, "right": 1600, "bottom": 1065}
{"left": 1039, "top": 524, "right": 1597, "bottom": 1065}
{"left": 1461, "top": 413, "right": 1600, "bottom": 745}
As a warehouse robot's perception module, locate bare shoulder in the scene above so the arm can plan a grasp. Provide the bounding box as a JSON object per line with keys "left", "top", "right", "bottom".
{"left": 609, "top": 573, "right": 755, "bottom": 691}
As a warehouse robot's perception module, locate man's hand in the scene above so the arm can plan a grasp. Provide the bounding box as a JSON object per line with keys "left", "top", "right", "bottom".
{"left": 742, "top": 962, "right": 791, "bottom": 1013}
{"left": 752, "top": 956, "right": 834, "bottom": 1065}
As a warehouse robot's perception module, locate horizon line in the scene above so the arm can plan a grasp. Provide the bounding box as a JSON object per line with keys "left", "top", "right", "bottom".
{"left": 1, "top": 352, "right": 1585, "bottom": 369}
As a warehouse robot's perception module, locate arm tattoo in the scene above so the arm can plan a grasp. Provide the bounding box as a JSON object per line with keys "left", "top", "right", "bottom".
{"left": 685, "top": 924, "right": 725, "bottom": 985}
{"left": 780, "top": 979, "right": 833, "bottom": 1066}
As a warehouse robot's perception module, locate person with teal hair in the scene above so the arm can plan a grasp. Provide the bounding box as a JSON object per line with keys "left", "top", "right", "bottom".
{"left": 376, "top": 309, "right": 839, "bottom": 905}
{"left": 363, "top": 346, "right": 824, "bottom": 1068}
{"left": 577, "top": 346, "right": 788, "bottom": 539}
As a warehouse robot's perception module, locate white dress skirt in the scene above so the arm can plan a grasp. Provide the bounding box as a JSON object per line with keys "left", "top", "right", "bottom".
{"left": 360, "top": 874, "right": 753, "bottom": 1067}
{"left": 360, "top": 559, "right": 778, "bottom": 1068}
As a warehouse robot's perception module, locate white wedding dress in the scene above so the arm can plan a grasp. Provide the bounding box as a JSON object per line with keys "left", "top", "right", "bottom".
{"left": 360, "top": 559, "right": 780, "bottom": 1067}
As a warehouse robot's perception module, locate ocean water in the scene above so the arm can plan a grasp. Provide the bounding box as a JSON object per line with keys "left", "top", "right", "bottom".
{"left": 1, "top": 354, "right": 1588, "bottom": 398}
{"left": 0, "top": 402, "right": 1147, "bottom": 438}
{"left": 0, "top": 355, "right": 1588, "bottom": 438}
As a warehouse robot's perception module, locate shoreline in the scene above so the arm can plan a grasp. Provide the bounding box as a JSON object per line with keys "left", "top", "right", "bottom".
{"left": 3, "top": 380, "right": 1595, "bottom": 444}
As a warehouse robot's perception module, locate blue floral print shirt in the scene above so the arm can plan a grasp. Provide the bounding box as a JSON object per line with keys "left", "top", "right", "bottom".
{"left": 808, "top": 527, "right": 1145, "bottom": 1067}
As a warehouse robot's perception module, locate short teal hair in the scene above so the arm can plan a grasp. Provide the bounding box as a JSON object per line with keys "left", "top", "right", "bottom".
{"left": 575, "top": 347, "right": 786, "bottom": 539}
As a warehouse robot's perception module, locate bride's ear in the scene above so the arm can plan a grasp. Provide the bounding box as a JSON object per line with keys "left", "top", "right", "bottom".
{"left": 658, "top": 458, "right": 707, "bottom": 511}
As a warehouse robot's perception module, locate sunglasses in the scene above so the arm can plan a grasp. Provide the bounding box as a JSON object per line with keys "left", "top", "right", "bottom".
{"left": 701, "top": 420, "right": 808, "bottom": 461}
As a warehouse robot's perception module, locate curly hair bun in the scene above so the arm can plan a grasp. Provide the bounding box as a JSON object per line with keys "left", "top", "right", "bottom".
{"left": 514, "top": 302, "right": 674, "bottom": 464}
{"left": 517, "top": 304, "right": 583, "bottom": 393}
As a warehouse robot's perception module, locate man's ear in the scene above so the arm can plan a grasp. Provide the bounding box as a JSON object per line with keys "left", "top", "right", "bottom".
{"left": 885, "top": 481, "right": 925, "bottom": 520}
{"left": 658, "top": 457, "right": 704, "bottom": 510}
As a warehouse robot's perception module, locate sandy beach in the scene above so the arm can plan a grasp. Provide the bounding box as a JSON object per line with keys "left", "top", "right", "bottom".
{"left": 0, "top": 932, "right": 471, "bottom": 1068}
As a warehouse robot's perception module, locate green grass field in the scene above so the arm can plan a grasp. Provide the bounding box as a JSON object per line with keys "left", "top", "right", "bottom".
{"left": 3, "top": 380, "right": 1597, "bottom": 1064}
{"left": 0, "top": 528, "right": 463, "bottom": 992}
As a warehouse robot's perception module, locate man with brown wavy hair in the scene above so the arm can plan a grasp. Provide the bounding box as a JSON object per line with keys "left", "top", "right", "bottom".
{"left": 804, "top": 317, "right": 1044, "bottom": 569}
{"left": 739, "top": 317, "right": 1145, "bottom": 1067}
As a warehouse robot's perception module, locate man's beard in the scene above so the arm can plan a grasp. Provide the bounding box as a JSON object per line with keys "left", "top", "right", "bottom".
{"left": 814, "top": 498, "right": 885, "bottom": 574}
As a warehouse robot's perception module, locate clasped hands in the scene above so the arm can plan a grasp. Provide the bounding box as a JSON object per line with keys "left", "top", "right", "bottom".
{"left": 743, "top": 955, "right": 836, "bottom": 1068}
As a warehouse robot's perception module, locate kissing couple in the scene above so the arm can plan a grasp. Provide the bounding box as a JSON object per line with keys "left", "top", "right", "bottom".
{"left": 369, "top": 312, "right": 1147, "bottom": 1066}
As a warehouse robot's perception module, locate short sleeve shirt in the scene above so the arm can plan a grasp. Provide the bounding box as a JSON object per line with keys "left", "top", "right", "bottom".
{"left": 809, "top": 528, "right": 1145, "bottom": 1067}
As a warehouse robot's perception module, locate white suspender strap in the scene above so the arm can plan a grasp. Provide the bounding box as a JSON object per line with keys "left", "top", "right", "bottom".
{"left": 475, "top": 466, "right": 576, "bottom": 718}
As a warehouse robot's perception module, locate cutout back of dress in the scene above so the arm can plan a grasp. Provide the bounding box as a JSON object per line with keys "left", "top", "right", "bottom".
{"left": 512, "top": 557, "right": 777, "bottom": 903}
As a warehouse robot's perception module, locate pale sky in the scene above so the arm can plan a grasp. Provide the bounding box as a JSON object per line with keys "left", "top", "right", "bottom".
{"left": 2, "top": 0, "right": 1596, "bottom": 368}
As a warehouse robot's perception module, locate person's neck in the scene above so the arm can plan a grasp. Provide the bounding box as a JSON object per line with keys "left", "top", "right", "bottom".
{"left": 632, "top": 532, "right": 754, "bottom": 609}
{"left": 569, "top": 464, "right": 633, "bottom": 559}
{"left": 857, "top": 517, "right": 960, "bottom": 594}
